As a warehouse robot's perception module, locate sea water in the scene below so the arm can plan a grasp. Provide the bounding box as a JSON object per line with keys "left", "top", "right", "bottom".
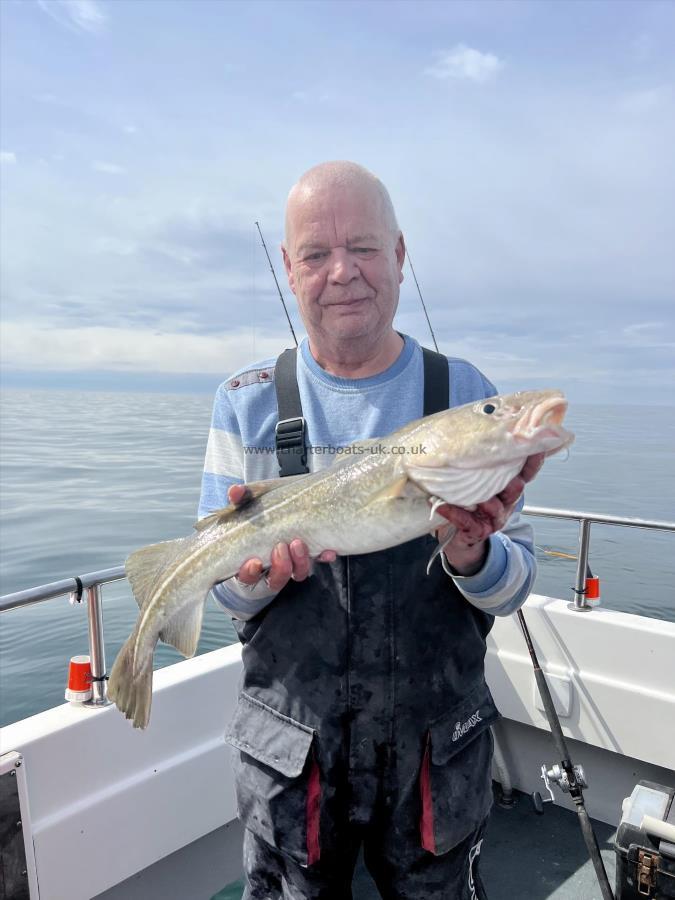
{"left": 1, "top": 388, "right": 673, "bottom": 726}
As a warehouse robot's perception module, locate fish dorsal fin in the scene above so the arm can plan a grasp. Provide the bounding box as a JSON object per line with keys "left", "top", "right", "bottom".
{"left": 193, "top": 474, "right": 310, "bottom": 532}
{"left": 159, "top": 598, "right": 206, "bottom": 659}
{"left": 125, "top": 537, "right": 190, "bottom": 612}
{"left": 193, "top": 505, "right": 240, "bottom": 532}
{"left": 244, "top": 473, "right": 309, "bottom": 496}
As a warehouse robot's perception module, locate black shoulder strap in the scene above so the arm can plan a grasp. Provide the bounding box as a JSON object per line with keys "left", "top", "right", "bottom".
{"left": 274, "top": 348, "right": 309, "bottom": 476}
{"left": 274, "top": 344, "right": 449, "bottom": 476}
{"left": 422, "top": 346, "right": 450, "bottom": 415}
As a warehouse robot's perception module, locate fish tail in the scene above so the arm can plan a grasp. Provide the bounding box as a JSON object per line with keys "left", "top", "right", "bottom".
{"left": 108, "top": 632, "right": 154, "bottom": 729}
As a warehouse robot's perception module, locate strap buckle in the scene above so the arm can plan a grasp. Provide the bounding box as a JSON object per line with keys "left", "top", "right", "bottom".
{"left": 275, "top": 417, "right": 308, "bottom": 476}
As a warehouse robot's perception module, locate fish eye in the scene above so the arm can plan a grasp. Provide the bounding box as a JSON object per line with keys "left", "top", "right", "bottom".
{"left": 482, "top": 403, "right": 497, "bottom": 415}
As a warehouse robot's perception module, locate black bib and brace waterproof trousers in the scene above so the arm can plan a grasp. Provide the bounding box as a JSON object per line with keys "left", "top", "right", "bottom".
{"left": 225, "top": 348, "right": 499, "bottom": 899}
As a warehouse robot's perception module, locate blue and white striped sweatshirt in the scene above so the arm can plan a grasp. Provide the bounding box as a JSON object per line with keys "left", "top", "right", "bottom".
{"left": 198, "top": 334, "right": 536, "bottom": 620}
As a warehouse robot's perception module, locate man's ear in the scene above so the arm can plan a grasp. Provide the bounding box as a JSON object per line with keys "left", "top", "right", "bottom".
{"left": 395, "top": 232, "right": 405, "bottom": 284}
{"left": 281, "top": 244, "right": 296, "bottom": 295}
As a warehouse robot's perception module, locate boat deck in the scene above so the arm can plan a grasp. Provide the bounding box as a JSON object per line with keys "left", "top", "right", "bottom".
{"left": 211, "top": 788, "right": 617, "bottom": 899}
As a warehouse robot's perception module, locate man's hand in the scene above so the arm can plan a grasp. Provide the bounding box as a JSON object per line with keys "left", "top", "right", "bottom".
{"left": 228, "top": 484, "right": 337, "bottom": 592}
{"left": 434, "top": 453, "right": 545, "bottom": 577}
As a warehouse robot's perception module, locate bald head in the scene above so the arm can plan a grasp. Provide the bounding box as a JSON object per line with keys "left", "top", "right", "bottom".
{"left": 280, "top": 160, "right": 406, "bottom": 363}
{"left": 284, "top": 161, "right": 399, "bottom": 246}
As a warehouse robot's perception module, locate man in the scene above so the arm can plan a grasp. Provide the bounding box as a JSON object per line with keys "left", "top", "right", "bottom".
{"left": 199, "top": 161, "right": 542, "bottom": 899}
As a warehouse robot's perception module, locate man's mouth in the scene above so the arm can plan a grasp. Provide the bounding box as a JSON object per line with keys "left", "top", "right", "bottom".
{"left": 324, "top": 296, "right": 371, "bottom": 307}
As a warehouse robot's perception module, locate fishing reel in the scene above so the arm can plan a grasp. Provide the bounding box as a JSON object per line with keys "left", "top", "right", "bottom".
{"left": 532, "top": 762, "right": 588, "bottom": 814}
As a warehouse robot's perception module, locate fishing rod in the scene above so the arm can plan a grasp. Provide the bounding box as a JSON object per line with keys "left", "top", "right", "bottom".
{"left": 254, "top": 221, "right": 298, "bottom": 347}
{"left": 405, "top": 249, "right": 439, "bottom": 352}
{"left": 258, "top": 222, "right": 615, "bottom": 899}
{"left": 519, "top": 609, "right": 614, "bottom": 899}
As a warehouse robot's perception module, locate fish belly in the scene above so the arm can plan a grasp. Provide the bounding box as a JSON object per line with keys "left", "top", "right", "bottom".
{"left": 293, "top": 498, "right": 440, "bottom": 557}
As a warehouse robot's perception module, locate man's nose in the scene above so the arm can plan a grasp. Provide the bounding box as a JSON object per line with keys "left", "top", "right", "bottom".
{"left": 328, "top": 247, "right": 359, "bottom": 284}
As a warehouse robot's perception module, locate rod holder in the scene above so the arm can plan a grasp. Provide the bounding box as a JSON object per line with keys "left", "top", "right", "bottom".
{"left": 84, "top": 584, "right": 111, "bottom": 706}
{"left": 570, "top": 519, "right": 593, "bottom": 612}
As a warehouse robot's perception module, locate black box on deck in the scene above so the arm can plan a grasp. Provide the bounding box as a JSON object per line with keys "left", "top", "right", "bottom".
{"left": 615, "top": 780, "right": 675, "bottom": 898}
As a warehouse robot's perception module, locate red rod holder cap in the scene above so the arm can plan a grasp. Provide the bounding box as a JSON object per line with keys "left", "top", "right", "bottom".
{"left": 585, "top": 577, "right": 600, "bottom": 601}
{"left": 65, "top": 655, "right": 92, "bottom": 702}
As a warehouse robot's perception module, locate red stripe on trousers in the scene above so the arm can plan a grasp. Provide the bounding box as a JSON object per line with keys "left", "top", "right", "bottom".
{"left": 420, "top": 732, "right": 436, "bottom": 853}
{"left": 306, "top": 754, "right": 321, "bottom": 865}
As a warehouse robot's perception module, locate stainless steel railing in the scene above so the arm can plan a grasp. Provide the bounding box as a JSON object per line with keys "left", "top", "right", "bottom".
{"left": 0, "top": 566, "right": 125, "bottom": 707}
{"left": 0, "top": 566, "right": 126, "bottom": 611}
{"left": 523, "top": 507, "right": 675, "bottom": 611}
{"left": 1, "top": 508, "right": 674, "bottom": 705}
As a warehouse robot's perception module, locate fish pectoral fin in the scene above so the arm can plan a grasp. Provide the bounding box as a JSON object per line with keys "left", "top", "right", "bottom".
{"left": 366, "top": 477, "right": 428, "bottom": 508}
{"left": 369, "top": 475, "right": 410, "bottom": 503}
{"left": 426, "top": 528, "right": 457, "bottom": 575}
{"left": 193, "top": 474, "right": 311, "bottom": 532}
{"left": 125, "top": 537, "right": 191, "bottom": 612}
{"left": 158, "top": 598, "right": 206, "bottom": 659}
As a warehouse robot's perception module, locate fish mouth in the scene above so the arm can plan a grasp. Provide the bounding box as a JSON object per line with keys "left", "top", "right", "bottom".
{"left": 513, "top": 395, "right": 573, "bottom": 450}
{"left": 524, "top": 395, "right": 568, "bottom": 429}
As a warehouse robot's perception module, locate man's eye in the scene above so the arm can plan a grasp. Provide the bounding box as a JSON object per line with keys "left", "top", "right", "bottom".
{"left": 351, "top": 247, "right": 377, "bottom": 257}
{"left": 304, "top": 252, "right": 328, "bottom": 262}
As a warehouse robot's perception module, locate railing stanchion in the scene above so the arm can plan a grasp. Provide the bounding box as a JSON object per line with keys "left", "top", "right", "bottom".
{"left": 84, "top": 583, "right": 111, "bottom": 706}
{"left": 571, "top": 519, "right": 592, "bottom": 611}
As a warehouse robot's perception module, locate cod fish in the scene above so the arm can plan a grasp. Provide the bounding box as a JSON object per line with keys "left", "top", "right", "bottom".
{"left": 108, "top": 389, "right": 573, "bottom": 728}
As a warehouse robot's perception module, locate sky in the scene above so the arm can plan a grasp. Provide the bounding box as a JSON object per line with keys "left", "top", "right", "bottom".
{"left": 1, "top": 0, "right": 674, "bottom": 403}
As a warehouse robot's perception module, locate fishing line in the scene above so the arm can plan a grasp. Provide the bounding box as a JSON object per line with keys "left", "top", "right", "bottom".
{"left": 537, "top": 546, "right": 578, "bottom": 560}
{"left": 255, "top": 221, "right": 298, "bottom": 347}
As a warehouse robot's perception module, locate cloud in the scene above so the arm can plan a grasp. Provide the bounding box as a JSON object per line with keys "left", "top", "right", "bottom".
{"left": 0, "top": 320, "right": 287, "bottom": 374}
{"left": 619, "top": 86, "right": 671, "bottom": 112}
{"left": 4, "top": 3, "right": 674, "bottom": 406}
{"left": 425, "top": 44, "right": 503, "bottom": 84}
{"left": 620, "top": 321, "right": 675, "bottom": 350}
{"left": 36, "top": 0, "right": 108, "bottom": 35}
{"left": 0, "top": 151, "right": 17, "bottom": 164}
{"left": 92, "top": 160, "right": 126, "bottom": 174}
{"left": 148, "top": 214, "right": 255, "bottom": 271}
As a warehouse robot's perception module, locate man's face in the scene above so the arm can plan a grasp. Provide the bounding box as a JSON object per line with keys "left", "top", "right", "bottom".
{"left": 282, "top": 185, "right": 405, "bottom": 344}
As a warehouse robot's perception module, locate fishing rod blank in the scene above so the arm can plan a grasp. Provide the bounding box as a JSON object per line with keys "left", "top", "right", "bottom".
{"left": 405, "top": 248, "right": 439, "bottom": 352}
{"left": 518, "top": 609, "right": 615, "bottom": 900}
{"left": 254, "top": 221, "right": 298, "bottom": 347}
